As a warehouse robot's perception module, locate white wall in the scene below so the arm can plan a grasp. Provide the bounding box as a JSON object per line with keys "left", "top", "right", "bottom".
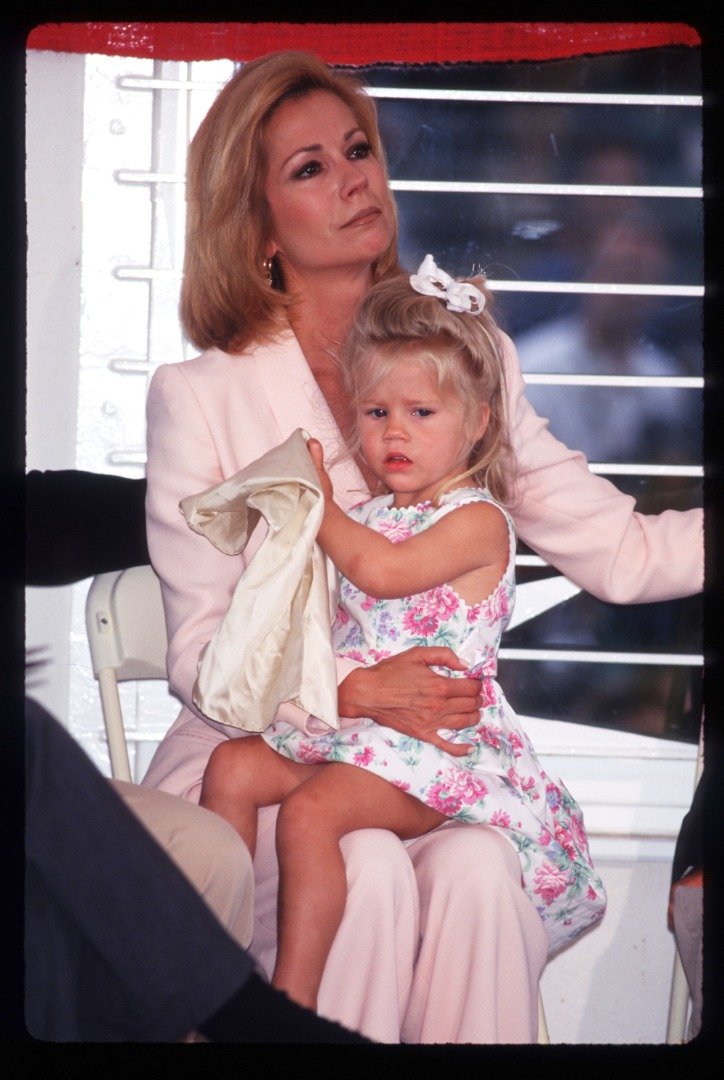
{"left": 25, "top": 50, "right": 85, "bottom": 723}
{"left": 24, "top": 48, "right": 697, "bottom": 1044}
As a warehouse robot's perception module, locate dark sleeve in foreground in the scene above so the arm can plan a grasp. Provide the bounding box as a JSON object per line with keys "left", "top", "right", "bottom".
{"left": 671, "top": 767, "right": 707, "bottom": 886}
{"left": 24, "top": 697, "right": 253, "bottom": 1042}
{"left": 25, "top": 470, "right": 150, "bottom": 585}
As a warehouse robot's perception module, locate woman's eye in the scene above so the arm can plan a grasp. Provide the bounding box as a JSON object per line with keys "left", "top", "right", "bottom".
{"left": 294, "top": 159, "right": 322, "bottom": 180}
{"left": 349, "top": 141, "right": 371, "bottom": 160}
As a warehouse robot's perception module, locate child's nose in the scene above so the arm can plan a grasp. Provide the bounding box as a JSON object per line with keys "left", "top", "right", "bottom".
{"left": 383, "top": 416, "right": 409, "bottom": 440}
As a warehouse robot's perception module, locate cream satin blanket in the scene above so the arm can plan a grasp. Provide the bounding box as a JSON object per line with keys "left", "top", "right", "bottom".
{"left": 179, "top": 428, "right": 340, "bottom": 732}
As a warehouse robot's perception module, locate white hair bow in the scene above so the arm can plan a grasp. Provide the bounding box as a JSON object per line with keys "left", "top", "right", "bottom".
{"left": 410, "top": 254, "right": 486, "bottom": 314}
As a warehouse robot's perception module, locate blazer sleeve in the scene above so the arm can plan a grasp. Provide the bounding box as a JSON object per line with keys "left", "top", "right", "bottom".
{"left": 146, "top": 363, "right": 244, "bottom": 720}
{"left": 502, "top": 332, "right": 704, "bottom": 603}
{"left": 145, "top": 362, "right": 361, "bottom": 731}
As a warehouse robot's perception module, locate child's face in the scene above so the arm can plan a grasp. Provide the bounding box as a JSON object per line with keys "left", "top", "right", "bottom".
{"left": 357, "top": 353, "right": 489, "bottom": 507}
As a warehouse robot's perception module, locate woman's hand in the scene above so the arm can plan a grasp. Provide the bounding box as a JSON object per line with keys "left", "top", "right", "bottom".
{"left": 338, "top": 647, "right": 483, "bottom": 756}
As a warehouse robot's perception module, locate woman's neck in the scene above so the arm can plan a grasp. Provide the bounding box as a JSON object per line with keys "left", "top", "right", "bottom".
{"left": 284, "top": 267, "right": 370, "bottom": 373}
{"left": 284, "top": 268, "right": 376, "bottom": 492}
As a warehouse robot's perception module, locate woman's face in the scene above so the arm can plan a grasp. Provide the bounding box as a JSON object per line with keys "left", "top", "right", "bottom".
{"left": 263, "top": 90, "right": 395, "bottom": 287}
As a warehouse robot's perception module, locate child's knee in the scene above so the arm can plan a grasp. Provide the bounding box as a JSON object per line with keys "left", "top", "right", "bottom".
{"left": 275, "top": 783, "right": 330, "bottom": 848}
{"left": 203, "top": 738, "right": 254, "bottom": 796}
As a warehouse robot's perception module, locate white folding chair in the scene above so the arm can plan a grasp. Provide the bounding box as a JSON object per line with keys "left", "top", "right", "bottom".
{"left": 85, "top": 564, "right": 168, "bottom": 782}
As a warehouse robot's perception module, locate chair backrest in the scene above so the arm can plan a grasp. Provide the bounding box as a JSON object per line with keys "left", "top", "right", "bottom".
{"left": 85, "top": 565, "right": 168, "bottom": 781}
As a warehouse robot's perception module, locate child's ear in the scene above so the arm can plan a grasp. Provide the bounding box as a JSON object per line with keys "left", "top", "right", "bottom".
{"left": 474, "top": 403, "right": 491, "bottom": 442}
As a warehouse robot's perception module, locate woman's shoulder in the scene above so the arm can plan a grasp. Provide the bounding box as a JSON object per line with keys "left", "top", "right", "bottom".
{"left": 149, "top": 330, "right": 300, "bottom": 393}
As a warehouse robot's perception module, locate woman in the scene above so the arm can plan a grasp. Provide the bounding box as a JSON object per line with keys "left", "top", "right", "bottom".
{"left": 142, "top": 51, "right": 703, "bottom": 1043}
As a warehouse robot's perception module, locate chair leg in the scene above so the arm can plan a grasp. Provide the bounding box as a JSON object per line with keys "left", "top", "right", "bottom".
{"left": 537, "top": 990, "right": 549, "bottom": 1044}
{"left": 666, "top": 947, "right": 690, "bottom": 1043}
{"left": 98, "top": 668, "right": 133, "bottom": 782}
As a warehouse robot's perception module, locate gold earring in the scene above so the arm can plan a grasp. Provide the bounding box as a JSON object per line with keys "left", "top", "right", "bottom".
{"left": 263, "top": 257, "right": 273, "bottom": 286}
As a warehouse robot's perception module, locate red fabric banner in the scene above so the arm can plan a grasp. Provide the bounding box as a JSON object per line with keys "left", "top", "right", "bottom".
{"left": 26, "top": 21, "right": 701, "bottom": 65}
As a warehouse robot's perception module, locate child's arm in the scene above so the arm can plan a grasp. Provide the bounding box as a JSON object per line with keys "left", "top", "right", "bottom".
{"left": 308, "top": 439, "right": 508, "bottom": 600}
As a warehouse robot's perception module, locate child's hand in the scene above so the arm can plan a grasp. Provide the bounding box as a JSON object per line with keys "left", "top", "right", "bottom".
{"left": 307, "top": 438, "right": 334, "bottom": 503}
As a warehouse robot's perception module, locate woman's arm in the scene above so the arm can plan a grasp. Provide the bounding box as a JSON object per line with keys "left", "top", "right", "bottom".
{"left": 145, "top": 364, "right": 247, "bottom": 719}
{"left": 338, "top": 648, "right": 483, "bottom": 755}
{"left": 502, "top": 331, "right": 703, "bottom": 602}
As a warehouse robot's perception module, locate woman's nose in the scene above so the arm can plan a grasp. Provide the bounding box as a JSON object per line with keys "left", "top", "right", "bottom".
{"left": 339, "top": 157, "right": 368, "bottom": 198}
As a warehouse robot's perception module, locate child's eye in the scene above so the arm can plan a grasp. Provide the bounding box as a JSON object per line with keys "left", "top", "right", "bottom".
{"left": 413, "top": 408, "right": 434, "bottom": 418}
{"left": 365, "top": 407, "right": 387, "bottom": 419}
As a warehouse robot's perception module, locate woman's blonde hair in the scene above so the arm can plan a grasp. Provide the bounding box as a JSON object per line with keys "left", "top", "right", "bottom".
{"left": 180, "top": 51, "right": 400, "bottom": 353}
{"left": 342, "top": 273, "right": 514, "bottom": 504}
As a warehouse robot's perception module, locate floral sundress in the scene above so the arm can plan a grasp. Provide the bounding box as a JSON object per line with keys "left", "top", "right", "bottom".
{"left": 263, "top": 487, "right": 606, "bottom": 955}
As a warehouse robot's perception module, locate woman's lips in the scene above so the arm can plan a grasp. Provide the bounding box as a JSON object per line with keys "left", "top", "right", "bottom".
{"left": 342, "top": 207, "right": 381, "bottom": 228}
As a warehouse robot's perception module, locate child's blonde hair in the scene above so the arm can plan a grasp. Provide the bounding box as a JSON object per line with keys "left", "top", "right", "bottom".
{"left": 341, "top": 272, "right": 514, "bottom": 504}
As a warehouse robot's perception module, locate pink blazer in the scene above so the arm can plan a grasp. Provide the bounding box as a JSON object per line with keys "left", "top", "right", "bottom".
{"left": 145, "top": 327, "right": 703, "bottom": 742}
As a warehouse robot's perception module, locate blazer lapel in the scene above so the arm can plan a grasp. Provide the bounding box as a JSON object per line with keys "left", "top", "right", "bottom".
{"left": 252, "top": 329, "right": 369, "bottom": 510}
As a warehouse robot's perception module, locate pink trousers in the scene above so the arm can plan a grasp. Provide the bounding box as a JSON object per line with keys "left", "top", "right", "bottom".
{"left": 142, "top": 714, "right": 548, "bottom": 1043}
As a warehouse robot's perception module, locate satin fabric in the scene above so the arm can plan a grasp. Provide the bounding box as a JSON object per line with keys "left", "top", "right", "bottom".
{"left": 181, "top": 428, "right": 339, "bottom": 732}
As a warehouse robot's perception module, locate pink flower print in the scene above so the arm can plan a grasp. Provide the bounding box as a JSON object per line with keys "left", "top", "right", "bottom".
{"left": 361, "top": 593, "right": 377, "bottom": 611}
{"left": 538, "top": 826, "right": 553, "bottom": 846}
{"left": 369, "top": 648, "right": 393, "bottom": 662}
{"left": 466, "top": 647, "right": 497, "bottom": 678}
{"left": 466, "top": 603, "right": 482, "bottom": 624}
{"left": 427, "top": 586, "right": 460, "bottom": 620}
{"left": 533, "top": 862, "right": 571, "bottom": 906}
{"left": 490, "top": 808, "right": 511, "bottom": 827}
{"left": 480, "top": 584, "right": 510, "bottom": 626}
{"left": 569, "top": 811, "right": 590, "bottom": 854}
{"left": 377, "top": 518, "right": 414, "bottom": 543}
{"left": 507, "top": 766, "right": 520, "bottom": 789}
{"left": 295, "top": 741, "right": 331, "bottom": 765}
{"left": 554, "top": 820, "right": 577, "bottom": 861}
{"left": 481, "top": 723, "right": 503, "bottom": 749}
{"left": 392, "top": 779, "right": 411, "bottom": 792}
{"left": 353, "top": 745, "right": 376, "bottom": 766}
{"left": 341, "top": 649, "right": 367, "bottom": 664}
{"left": 447, "top": 769, "right": 488, "bottom": 805}
{"left": 508, "top": 731, "right": 524, "bottom": 758}
{"left": 520, "top": 775, "right": 537, "bottom": 793}
{"left": 545, "top": 782, "right": 562, "bottom": 812}
{"left": 479, "top": 678, "right": 497, "bottom": 709}
{"left": 426, "top": 782, "right": 462, "bottom": 816}
{"left": 333, "top": 605, "right": 350, "bottom": 627}
{"left": 402, "top": 605, "right": 439, "bottom": 638}
{"left": 586, "top": 885, "right": 599, "bottom": 901}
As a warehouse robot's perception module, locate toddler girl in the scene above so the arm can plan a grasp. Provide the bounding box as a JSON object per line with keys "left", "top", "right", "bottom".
{"left": 200, "top": 255, "right": 606, "bottom": 1012}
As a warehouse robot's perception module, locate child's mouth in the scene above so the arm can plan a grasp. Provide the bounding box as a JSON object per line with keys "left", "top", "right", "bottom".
{"left": 384, "top": 454, "right": 412, "bottom": 470}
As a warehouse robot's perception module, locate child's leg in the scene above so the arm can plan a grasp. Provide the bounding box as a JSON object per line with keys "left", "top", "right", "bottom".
{"left": 199, "top": 736, "right": 323, "bottom": 857}
{"left": 273, "top": 764, "right": 446, "bottom": 1010}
